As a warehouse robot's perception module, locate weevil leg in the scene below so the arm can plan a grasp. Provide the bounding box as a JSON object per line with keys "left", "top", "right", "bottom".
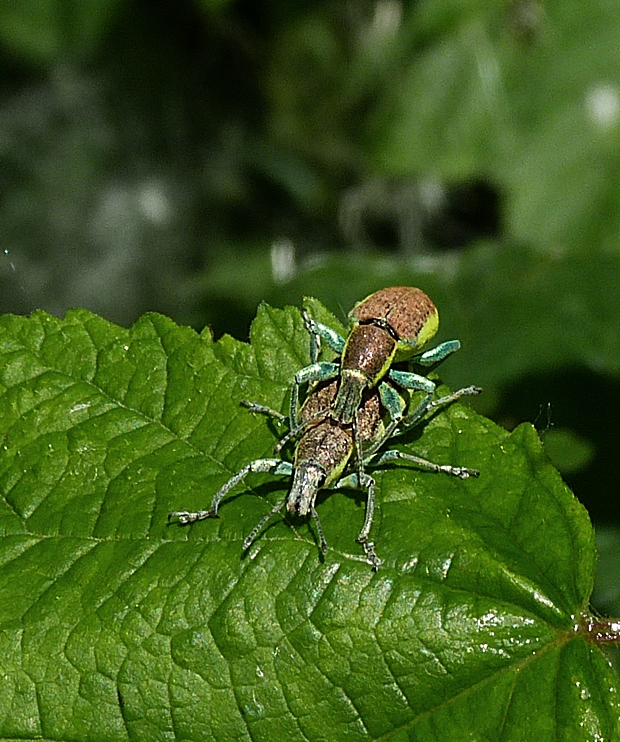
{"left": 380, "top": 369, "right": 437, "bottom": 442}
{"left": 243, "top": 499, "right": 287, "bottom": 550}
{"left": 364, "top": 382, "right": 481, "bottom": 459}
{"left": 334, "top": 471, "right": 382, "bottom": 569}
{"left": 385, "top": 371, "right": 481, "bottom": 438}
{"left": 273, "top": 427, "right": 301, "bottom": 454}
{"left": 168, "top": 459, "right": 293, "bottom": 524}
{"left": 426, "top": 384, "right": 482, "bottom": 414}
{"left": 397, "top": 384, "right": 482, "bottom": 433}
{"left": 273, "top": 407, "right": 329, "bottom": 453}
{"left": 290, "top": 362, "right": 340, "bottom": 429}
{"left": 361, "top": 540, "right": 382, "bottom": 571}
{"left": 241, "top": 399, "right": 288, "bottom": 422}
{"left": 355, "top": 472, "right": 376, "bottom": 544}
{"left": 353, "top": 408, "right": 366, "bottom": 476}
{"left": 241, "top": 396, "right": 311, "bottom": 454}
{"left": 302, "top": 310, "right": 346, "bottom": 361}
{"left": 245, "top": 494, "right": 328, "bottom": 556}
{"left": 311, "top": 506, "right": 328, "bottom": 554}
{"left": 367, "top": 448, "right": 479, "bottom": 479}
{"left": 411, "top": 339, "right": 461, "bottom": 367}
{"left": 358, "top": 381, "right": 407, "bottom": 456}
{"left": 387, "top": 368, "right": 436, "bottom": 394}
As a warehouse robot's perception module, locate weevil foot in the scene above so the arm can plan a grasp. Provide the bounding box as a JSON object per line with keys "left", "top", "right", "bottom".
{"left": 168, "top": 509, "right": 216, "bottom": 524}
{"left": 445, "top": 466, "right": 480, "bottom": 479}
{"left": 359, "top": 538, "right": 382, "bottom": 570}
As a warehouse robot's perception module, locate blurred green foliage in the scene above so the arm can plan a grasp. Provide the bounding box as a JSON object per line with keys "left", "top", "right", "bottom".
{"left": 0, "top": 0, "right": 619, "bottom": 612}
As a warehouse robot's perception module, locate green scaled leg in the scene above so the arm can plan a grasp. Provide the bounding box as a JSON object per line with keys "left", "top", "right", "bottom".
{"left": 333, "top": 470, "right": 382, "bottom": 570}
{"left": 382, "top": 366, "right": 481, "bottom": 443}
{"left": 366, "top": 448, "right": 479, "bottom": 479}
{"left": 362, "top": 371, "right": 435, "bottom": 452}
{"left": 363, "top": 382, "right": 481, "bottom": 457}
{"left": 240, "top": 399, "right": 287, "bottom": 422}
{"left": 168, "top": 458, "right": 294, "bottom": 523}
{"left": 302, "top": 310, "right": 346, "bottom": 363}
{"left": 398, "top": 384, "right": 482, "bottom": 433}
{"left": 242, "top": 367, "right": 337, "bottom": 454}
{"left": 273, "top": 408, "right": 330, "bottom": 454}
{"left": 241, "top": 499, "right": 327, "bottom": 554}
{"left": 411, "top": 339, "right": 461, "bottom": 367}
{"left": 242, "top": 499, "right": 287, "bottom": 550}
{"left": 240, "top": 398, "right": 301, "bottom": 453}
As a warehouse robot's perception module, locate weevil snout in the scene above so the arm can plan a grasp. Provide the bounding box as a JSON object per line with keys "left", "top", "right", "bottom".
{"left": 287, "top": 462, "right": 325, "bottom": 516}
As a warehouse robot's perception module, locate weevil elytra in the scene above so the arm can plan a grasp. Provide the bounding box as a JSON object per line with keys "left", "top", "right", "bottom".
{"left": 291, "top": 287, "right": 464, "bottom": 447}
{"left": 335, "top": 286, "right": 440, "bottom": 424}
{"left": 169, "top": 371, "right": 480, "bottom": 568}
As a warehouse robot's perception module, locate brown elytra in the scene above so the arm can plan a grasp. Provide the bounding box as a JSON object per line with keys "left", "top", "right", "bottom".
{"left": 350, "top": 286, "right": 437, "bottom": 342}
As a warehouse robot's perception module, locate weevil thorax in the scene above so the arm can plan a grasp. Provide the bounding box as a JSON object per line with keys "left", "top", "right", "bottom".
{"left": 333, "top": 287, "right": 439, "bottom": 423}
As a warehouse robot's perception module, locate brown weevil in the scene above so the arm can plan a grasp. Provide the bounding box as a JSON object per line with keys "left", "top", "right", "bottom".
{"left": 169, "top": 365, "right": 479, "bottom": 568}
{"left": 291, "top": 287, "right": 472, "bottom": 445}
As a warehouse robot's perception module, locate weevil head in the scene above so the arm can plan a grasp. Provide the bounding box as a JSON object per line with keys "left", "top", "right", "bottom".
{"left": 287, "top": 462, "right": 325, "bottom": 517}
{"left": 348, "top": 286, "right": 439, "bottom": 360}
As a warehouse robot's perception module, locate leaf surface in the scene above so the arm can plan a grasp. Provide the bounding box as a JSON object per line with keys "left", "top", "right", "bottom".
{"left": 0, "top": 305, "right": 616, "bottom": 741}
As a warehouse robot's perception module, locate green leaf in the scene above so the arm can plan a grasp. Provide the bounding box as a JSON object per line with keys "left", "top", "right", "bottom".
{"left": 374, "top": 0, "right": 620, "bottom": 252}
{"left": 542, "top": 427, "right": 595, "bottom": 475}
{"left": 0, "top": 304, "right": 617, "bottom": 740}
{"left": 0, "top": 0, "right": 123, "bottom": 63}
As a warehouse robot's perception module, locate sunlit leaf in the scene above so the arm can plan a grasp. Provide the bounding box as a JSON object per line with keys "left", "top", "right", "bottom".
{"left": 0, "top": 304, "right": 616, "bottom": 740}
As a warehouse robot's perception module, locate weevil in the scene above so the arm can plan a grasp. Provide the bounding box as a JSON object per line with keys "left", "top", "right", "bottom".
{"left": 291, "top": 288, "right": 464, "bottom": 444}
{"left": 169, "top": 373, "right": 479, "bottom": 568}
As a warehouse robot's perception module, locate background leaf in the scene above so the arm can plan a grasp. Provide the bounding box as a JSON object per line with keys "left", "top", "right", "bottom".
{"left": 374, "top": 0, "right": 620, "bottom": 252}
{"left": 0, "top": 304, "right": 617, "bottom": 740}
{"left": 0, "top": 0, "right": 124, "bottom": 62}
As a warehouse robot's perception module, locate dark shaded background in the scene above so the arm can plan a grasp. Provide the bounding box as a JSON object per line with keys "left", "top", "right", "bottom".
{"left": 1, "top": 0, "right": 620, "bottom": 614}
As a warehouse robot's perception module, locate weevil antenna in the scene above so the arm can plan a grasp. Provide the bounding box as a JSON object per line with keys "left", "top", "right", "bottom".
{"left": 243, "top": 499, "right": 286, "bottom": 550}
{"left": 311, "top": 506, "right": 328, "bottom": 554}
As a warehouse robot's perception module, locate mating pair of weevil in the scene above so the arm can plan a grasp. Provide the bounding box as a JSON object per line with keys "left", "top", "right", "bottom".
{"left": 169, "top": 286, "right": 481, "bottom": 569}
